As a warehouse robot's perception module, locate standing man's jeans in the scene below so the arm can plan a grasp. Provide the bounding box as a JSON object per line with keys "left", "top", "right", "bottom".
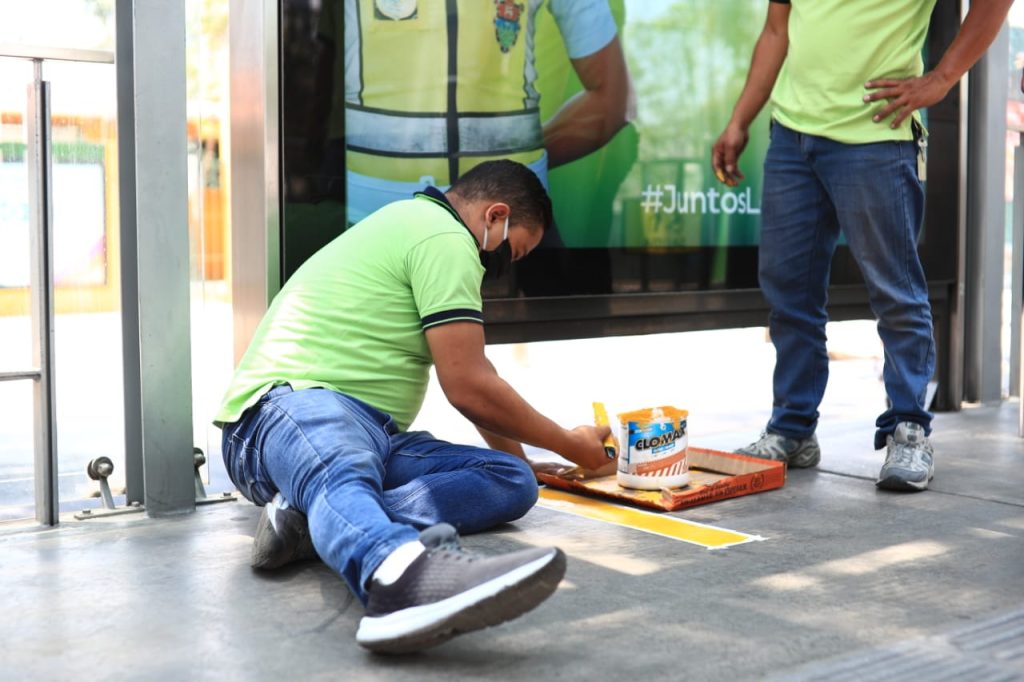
{"left": 759, "top": 122, "right": 935, "bottom": 449}
{"left": 220, "top": 385, "right": 538, "bottom": 603}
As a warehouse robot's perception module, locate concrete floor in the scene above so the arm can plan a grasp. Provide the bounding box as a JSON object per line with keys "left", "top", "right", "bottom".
{"left": 3, "top": 399, "right": 1023, "bottom": 681}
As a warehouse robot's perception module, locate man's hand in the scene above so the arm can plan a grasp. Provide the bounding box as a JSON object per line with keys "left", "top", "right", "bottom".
{"left": 711, "top": 123, "right": 748, "bottom": 188}
{"left": 528, "top": 460, "right": 576, "bottom": 478}
{"left": 863, "top": 71, "right": 956, "bottom": 129}
{"left": 865, "top": 0, "right": 1013, "bottom": 129}
{"left": 566, "top": 460, "right": 618, "bottom": 480}
{"left": 561, "top": 425, "right": 614, "bottom": 472}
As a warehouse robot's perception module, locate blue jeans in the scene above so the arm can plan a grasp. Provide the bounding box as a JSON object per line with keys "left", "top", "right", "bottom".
{"left": 220, "top": 385, "right": 538, "bottom": 603}
{"left": 759, "top": 122, "right": 935, "bottom": 449}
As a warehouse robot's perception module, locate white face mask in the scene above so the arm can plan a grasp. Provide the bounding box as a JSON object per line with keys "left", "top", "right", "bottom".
{"left": 481, "top": 215, "right": 509, "bottom": 251}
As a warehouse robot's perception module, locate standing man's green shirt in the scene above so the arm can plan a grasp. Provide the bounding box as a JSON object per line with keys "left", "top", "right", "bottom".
{"left": 769, "top": 0, "right": 937, "bottom": 144}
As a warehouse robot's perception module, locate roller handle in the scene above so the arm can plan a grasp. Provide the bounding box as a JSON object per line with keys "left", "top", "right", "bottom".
{"left": 592, "top": 402, "right": 618, "bottom": 460}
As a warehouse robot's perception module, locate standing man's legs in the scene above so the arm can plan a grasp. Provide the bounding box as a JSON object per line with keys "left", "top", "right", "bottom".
{"left": 812, "top": 134, "right": 935, "bottom": 490}
{"left": 738, "top": 122, "right": 839, "bottom": 467}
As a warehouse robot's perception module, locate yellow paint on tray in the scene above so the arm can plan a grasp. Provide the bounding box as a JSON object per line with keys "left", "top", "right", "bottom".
{"left": 537, "top": 487, "right": 762, "bottom": 550}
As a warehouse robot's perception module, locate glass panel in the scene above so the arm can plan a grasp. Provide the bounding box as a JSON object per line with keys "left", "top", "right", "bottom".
{"left": 1004, "top": 10, "right": 1024, "bottom": 397}
{"left": 187, "top": 0, "right": 233, "bottom": 494}
{"left": 0, "top": 381, "right": 35, "bottom": 522}
{"left": 0, "top": 1, "right": 114, "bottom": 52}
{"left": 0, "top": 57, "right": 33, "bottom": 374}
{"left": 0, "top": 56, "right": 34, "bottom": 520}
{"left": 43, "top": 58, "right": 126, "bottom": 509}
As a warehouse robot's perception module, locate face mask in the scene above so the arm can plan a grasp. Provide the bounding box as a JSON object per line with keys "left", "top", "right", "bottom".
{"left": 480, "top": 215, "right": 512, "bottom": 279}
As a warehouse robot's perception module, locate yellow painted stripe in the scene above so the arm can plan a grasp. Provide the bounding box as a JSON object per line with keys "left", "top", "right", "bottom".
{"left": 537, "top": 487, "right": 761, "bottom": 549}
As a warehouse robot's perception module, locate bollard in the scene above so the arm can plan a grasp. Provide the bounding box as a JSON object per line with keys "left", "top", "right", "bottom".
{"left": 193, "top": 447, "right": 207, "bottom": 500}
{"left": 86, "top": 456, "right": 116, "bottom": 510}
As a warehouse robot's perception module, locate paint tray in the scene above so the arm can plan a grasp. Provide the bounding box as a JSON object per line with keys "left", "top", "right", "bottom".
{"left": 536, "top": 447, "right": 786, "bottom": 512}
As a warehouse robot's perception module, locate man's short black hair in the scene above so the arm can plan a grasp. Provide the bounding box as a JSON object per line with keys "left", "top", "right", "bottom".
{"left": 448, "top": 160, "right": 553, "bottom": 234}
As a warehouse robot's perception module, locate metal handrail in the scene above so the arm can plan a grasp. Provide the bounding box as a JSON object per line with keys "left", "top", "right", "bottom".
{"left": 0, "top": 370, "right": 42, "bottom": 382}
{"left": 0, "top": 44, "right": 114, "bottom": 64}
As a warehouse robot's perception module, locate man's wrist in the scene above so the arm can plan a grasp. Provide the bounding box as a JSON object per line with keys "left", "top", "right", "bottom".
{"left": 727, "top": 116, "right": 751, "bottom": 135}
{"left": 929, "top": 65, "right": 961, "bottom": 93}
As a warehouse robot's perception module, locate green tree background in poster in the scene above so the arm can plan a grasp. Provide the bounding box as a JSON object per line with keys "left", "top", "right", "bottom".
{"left": 536, "top": 0, "right": 771, "bottom": 250}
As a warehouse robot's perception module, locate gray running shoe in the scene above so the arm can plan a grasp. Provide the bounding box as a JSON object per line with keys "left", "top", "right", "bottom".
{"left": 735, "top": 431, "right": 821, "bottom": 468}
{"left": 356, "top": 523, "right": 566, "bottom": 654}
{"left": 876, "top": 421, "right": 934, "bottom": 492}
{"left": 251, "top": 493, "right": 318, "bottom": 569}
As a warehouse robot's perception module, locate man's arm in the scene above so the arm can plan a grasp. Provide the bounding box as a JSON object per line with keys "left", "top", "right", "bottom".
{"left": 477, "top": 425, "right": 526, "bottom": 457}
{"left": 542, "top": 36, "right": 632, "bottom": 169}
{"left": 475, "top": 425, "right": 589, "bottom": 476}
{"left": 711, "top": 1, "right": 790, "bottom": 187}
{"left": 425, "top": 322, "right": 612, "bottom": 471}
{"left": 865, "top": 0, "right": 1015, "bottom": 128}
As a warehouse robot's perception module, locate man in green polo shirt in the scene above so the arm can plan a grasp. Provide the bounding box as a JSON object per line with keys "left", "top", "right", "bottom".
{"left": 215, "top": 160, "right": 611, "bottom": 653}
{"left": 712, "top": 0, "right": 1012, "bottom": 491}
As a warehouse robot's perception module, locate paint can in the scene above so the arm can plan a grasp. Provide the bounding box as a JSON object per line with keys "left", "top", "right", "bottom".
{"left": 617, "top": 406, "right": 690, "bottom": 490}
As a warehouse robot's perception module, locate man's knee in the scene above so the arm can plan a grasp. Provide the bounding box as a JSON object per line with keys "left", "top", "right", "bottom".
{"left": 491, "top": 454, "right": 539, "bottom": 521}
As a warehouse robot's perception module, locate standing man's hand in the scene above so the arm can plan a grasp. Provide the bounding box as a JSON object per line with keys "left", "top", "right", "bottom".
{"left": 712, "top": 123, "right": 749, "bottom": 188}
{"left": 863, "top": 71, "right": 956, "bottom": 129}
{"left": 865, "top": 0, "right": 1014, "bottom": 129}
{"left": 709, "top": 0, "right": 790, "bottom": 188}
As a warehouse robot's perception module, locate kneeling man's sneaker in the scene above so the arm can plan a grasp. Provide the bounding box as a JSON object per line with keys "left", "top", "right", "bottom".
{"left": 356, "top": 523, "right": 566, "bottom": 654}
{"left": 251, "top": 493, "right": 318, "bottom": 569}
{"left": 877, "top": 421, "right": 934, "bottom": 492}
{"left": 735, "top": 431, "right": 820, "bottom": 468}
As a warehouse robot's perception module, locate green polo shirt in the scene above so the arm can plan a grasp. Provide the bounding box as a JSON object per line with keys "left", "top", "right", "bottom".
{"left": 769, "top": 0, "right": 937, "bottom": 143}
{"left": 214, "top": 191, "right": 484, "bottom": 431}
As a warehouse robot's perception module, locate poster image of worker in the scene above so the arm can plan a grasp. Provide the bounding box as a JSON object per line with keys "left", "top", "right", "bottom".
{"left": 307, "top": 0, "right": 633, "bottom": 230}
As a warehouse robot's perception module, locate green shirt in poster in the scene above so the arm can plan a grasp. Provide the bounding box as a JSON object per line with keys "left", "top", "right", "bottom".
{"left": 770, "top": 0, "right": 937, "bottom": 143}
{"left": 214, "top": 192, "right": 485, "bottom": 432}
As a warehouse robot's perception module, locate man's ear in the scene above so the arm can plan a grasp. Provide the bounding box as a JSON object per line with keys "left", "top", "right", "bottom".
{"left": 485, "top": 202, "right": 511, "bottom": 224}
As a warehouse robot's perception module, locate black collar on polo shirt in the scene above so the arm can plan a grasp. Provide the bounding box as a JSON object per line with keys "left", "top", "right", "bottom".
{"left": 414, "top": 186, "right": 475, "bottom": 240}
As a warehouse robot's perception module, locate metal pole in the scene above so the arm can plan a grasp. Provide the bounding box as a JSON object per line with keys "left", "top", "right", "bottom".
{"left": 1017, "top": 143, "right": 1024, "bottom": 436}
{"left": 1012, "top": 143, "right": 1024, "bottom": 404}
{"left": 116, "top": 0, "right": 145, "bottom": 506}
{"left": 963, "top": 21, "right": 1009, "bottom": 404}
{"left": 115, "top": 0, "right": 196, "bottom": 516}
{"left": 228, "top": 0, "right": 282, "bottom": 363}
{"left": 26, "top": 58, "right": 59, "bottom": 526}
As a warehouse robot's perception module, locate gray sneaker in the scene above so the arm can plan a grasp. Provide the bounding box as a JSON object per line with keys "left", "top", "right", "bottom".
{"left": 251, "top": 493, "right": 318, "bottom": 569}
{"left": 876, "top": 421, "right": 934, "bottom": 492}
{"left": 356, "top": 523, "right": 566, "bottom": 654}
{"left": 735, "top": 431, "right": 821, "bottom": 468}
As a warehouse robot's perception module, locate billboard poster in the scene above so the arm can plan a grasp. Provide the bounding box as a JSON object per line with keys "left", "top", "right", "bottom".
{"left": 280, "top": 1, "right": 778, "bottom": 291}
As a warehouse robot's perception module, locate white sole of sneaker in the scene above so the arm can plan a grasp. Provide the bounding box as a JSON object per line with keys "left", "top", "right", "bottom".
{"left": 876, "top": 473, "right": 933, "bottom": 492}
{"left": 355, "top": 548, "right": 565, "bottom": 654}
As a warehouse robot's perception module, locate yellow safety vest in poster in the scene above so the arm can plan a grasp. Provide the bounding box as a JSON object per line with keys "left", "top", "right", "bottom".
{"left": 345, "top": 0, "right": 547, "bottom": 185}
